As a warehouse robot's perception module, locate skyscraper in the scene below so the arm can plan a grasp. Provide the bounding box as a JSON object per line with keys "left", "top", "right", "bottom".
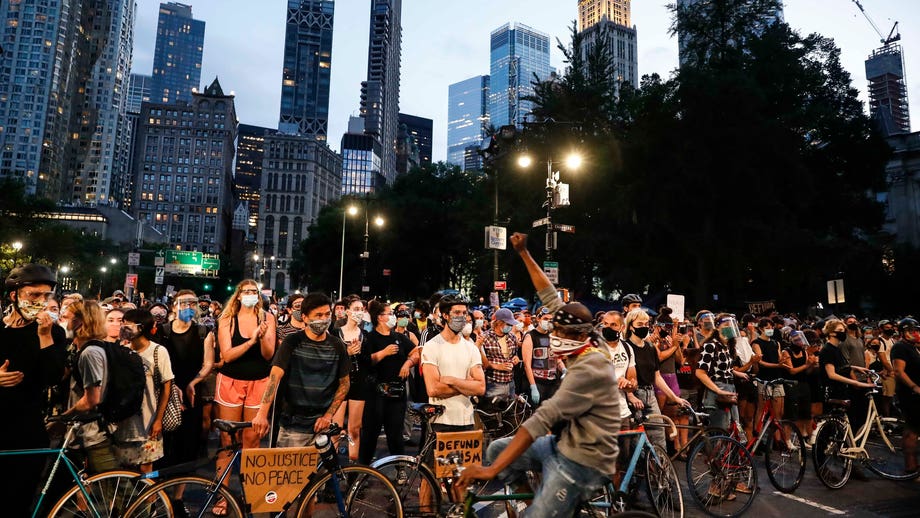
{"left": 489, "top": 23, "right": 552, "bottom": 128}
{"left": 578, "top": 0, "right": 631, "bottom": 31}
{"left": 397, "top": 113, "right": 433, "bottom": 166}
{"left": 150, "top": 3, "right": 205, "bottom": 104}
{"left": 341, "top": 131, "right": 385, "bottom": 195}
{"left": 577, "top": 1, "right": 638, "bottom": 92}
{"left": 133, "top": 78, "right": 238, "bottom": 254}
{"left": 360, "top": 0, "right": 402, "bottom": 183}
{"left": 257, "top": 134, "right": 342, "bottom": 294}
{"left": 127, "top": 74, "right": 153, "bottom": 114}
{"left": 0, "top": 0, "right": 133, "bottom": 204}
{"left": 235, "top": 124, "right": 275, "bottom": 239}
{"left": 866, "top": 43, "right": 911, "bottom": 136}
{"left": 278, "top": 0, "right": 335, "bottom": 140}
{"left": 447, "top": 75, "right": 490, "bottom": 168}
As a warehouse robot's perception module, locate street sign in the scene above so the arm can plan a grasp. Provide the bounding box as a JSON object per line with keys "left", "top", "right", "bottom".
{"left": 361, "top": 285, "right": 370, "bottom": 293}
{"left": 532, "top": 217, "right": 550, "bottom": 228}
{"left": 494, "top": 281, "right": 507, "bottom": 291}
{"left": 154, "top": 267, "right": 164, "bottom": 285}
{"left": 127, "top": 252, "right": 140, "bottom": 266}
{"left": 484, "top": 226, "right": 507, "bottom": 250}
{"left": 555, "top": 224, "right": 576, "bottom": 234}
{"left": 382, "top": 269, "right": 391, "bottom": 277}
{"left": 154, "top": 250, "right": 165, "bottom": 266}
{"left": 124, "top": 273, "right": 138, "bottom": 288}
{"left": 543, "top": 261, "right": 559, "bottom": 285}
{"left": 164, "top": 250, "right": 220, "bottom": 276}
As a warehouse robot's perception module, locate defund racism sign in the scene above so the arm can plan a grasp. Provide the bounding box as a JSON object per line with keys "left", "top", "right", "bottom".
{"left": 433, "top": 430, "right": 484, "bottom": 478}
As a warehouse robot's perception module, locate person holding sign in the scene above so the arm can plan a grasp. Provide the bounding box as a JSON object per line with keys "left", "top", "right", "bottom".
{"left": 457, "top": 233, "right": 621, "bottom": 516}
{"left": 251, "top": 292, "right": 350, "bottom": 447}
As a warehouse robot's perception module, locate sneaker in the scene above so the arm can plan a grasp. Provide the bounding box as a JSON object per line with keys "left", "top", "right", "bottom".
{"left": 170, "top": 498, "right": 190, "bottom": 518}
{"left": 785, "top": 439, "right": 799, "bottom": 451}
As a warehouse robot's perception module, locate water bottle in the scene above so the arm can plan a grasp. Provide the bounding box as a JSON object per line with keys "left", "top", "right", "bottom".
{"left": 315, "top": 433, "right": 337, "bottom": 465}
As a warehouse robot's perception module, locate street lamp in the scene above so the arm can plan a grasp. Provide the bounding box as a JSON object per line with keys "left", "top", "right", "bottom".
{"left": 252, "top": 253, "right": 260, "bottom": 281}
{"left": 99, "top": 266, "right": 108, "bottom": 296}
{"left": 361, "top": 212, "right": 384, "bottom": 294}
{"left": 110, "top": 257, "right": 117, "bottom": 265}
{"left": 518, "top": 151, "right": 582, "bottom": 263}
{"left": 338, "top": 205, "right": 359, "bottom": 299}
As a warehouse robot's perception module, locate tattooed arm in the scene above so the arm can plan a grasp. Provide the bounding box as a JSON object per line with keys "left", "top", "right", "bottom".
{"left": 316, "top": 374, "right": 350, "bottom": 433}
{"left": 252, "top": 366, "right": 284, "bottom": 438}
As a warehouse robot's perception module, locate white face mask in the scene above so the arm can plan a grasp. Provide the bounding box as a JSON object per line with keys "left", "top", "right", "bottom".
{"left": 385, "top": 314, "right": 397, "bottom": 329}
{"left": 349, "top": 309, "right": 364, "bottom": 323}
{"left": 240, "top": 294, "right": 259, "bottom": 308}
{"left": 514, "top": 321, "right": 525, "bottom": 332}
{"left": 474, "top": 319, "right": 484, "bottom": 329}
{"left": 462, "top": 322, "right": 473, "bottom": 337}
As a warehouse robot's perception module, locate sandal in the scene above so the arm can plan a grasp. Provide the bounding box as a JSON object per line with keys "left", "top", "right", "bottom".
{"left": 211, "top": 497, "right": 228, "bottom": 517}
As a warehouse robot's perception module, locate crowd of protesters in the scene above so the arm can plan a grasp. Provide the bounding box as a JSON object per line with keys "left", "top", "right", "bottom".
{"left": 2, "top": 257, "right": 920, "bottom": 513}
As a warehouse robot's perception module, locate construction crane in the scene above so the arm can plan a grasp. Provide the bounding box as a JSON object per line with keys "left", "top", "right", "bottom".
{"left": 851, "top": 0, "right": 900, "bottom": 45}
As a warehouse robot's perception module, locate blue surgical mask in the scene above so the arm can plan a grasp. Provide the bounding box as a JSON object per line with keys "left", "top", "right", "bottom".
{"left": 178, "top": 308, "right": 195, "bottom": 323}
{"left": 502, "top": 324, "right": 513, "bottom": 335}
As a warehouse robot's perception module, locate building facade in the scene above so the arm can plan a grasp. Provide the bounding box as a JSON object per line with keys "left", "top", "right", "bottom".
{"left": 397, "top": 113, "right": 432, "bottom": 166}
{"left": 278, "top": 0, "right": 334, "bottom": 140}
{"left": 133, "top": 78, "right": 238, "bottom": 254}
{"left": 447, "top": 75, "right": 490, "bottom": 168}
{"left": 489, "top": 23, "right": 552, "bottom": 128}
{"left": 149, "top": 2, "right": 205, "bottom": 105}
{"left": 257, "top": 134, "right": 343, "bottom": 294}
{"left": 0, "top": 0, "right": 134, "bottom": 204}
{"left": 579, "top": 18, "right": 638, "bottom": 92}
{"left": 578, "top": 0, "right": 630, "bottom": 31}
{"left": 866, "top": 44, "right": 911, "bottom": 136}
{"left": 235, "top": 124, "right": 274, "bottom": 240}
{"left": 360, "top": 0, "right": 402, "bottom": 183}
{"left": 884, "top": 131, "right": 920, "bottom": 247}
{"left": 127, "top": 73, "right": 153, "bottom": 113}
{"left": 341, "top": 132, "right": 384, "bottom": 195}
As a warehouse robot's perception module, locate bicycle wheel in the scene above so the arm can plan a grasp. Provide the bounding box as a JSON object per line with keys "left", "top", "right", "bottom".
{"left": 122, "top": 476, "right": 243, "bottom": 518}
{"left": 578, "top": 482, "right": 614, "bottom": 517}
{"left": 646, "top": 444, "right": 684, "bottom": 518}
{"left": 686, "top": 435, "right": 757, "bottom": 518}
{"left": 811, "top": 418, "right": 852, "bottom": 489}
{"left": 763, "top": 420, "right": 806, "bottom": 493}
{"left": 865, "top": 417, "right": 920, "bottom": 481}
{"left": 47, "top": 469, "right": 160, "bottom": 518}
{"left": 363, "top": 458, "right": 441, "bottom": 517}
{"left": 304, "top": 464, "right": 402, "bottom": 518}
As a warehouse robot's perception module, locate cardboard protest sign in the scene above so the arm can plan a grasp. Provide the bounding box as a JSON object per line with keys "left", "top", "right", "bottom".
{"left": 241, "top": 446, "right": 320, "bottom": 512}
{"left": 432, "top": 430, "right": 484, "bottom": 478}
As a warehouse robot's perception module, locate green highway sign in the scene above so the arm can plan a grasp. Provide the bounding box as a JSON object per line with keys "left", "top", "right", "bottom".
{"left": 164, "top": 251, "right": 220, "bottom": 276}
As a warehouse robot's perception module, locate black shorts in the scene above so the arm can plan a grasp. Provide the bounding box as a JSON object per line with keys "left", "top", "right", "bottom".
{"left": 735, "top": 377, "right": 758, "bottom": 403}
{"left": 785, "top": 382, "right": 813, "bottom": 421}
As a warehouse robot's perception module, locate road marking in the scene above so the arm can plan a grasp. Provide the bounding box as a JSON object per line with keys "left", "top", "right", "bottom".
{"left": 772, "top": 490, "right": 847, "bottom": 515}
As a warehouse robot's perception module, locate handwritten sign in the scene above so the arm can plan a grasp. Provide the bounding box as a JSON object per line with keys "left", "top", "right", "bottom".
{"left": 433, "top": 430, "right": 484, "bottom": 478}
{"left": 666, "top": 294, "right": 685, "bottom": 322}
{"left": 241, "top": 446, "right": 320, "bottom": 513}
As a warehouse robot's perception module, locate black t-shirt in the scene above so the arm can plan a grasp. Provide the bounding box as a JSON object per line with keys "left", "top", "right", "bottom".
{"left": 273, "top": 332, "right": 350, "bottom": 417}
{"left": 753, "top": 337, "right": 782, "bottom": 381}
{"left": 630, "top": 340, "right": 660, "bottom": 387}
{"left": 890, "top": 341, "right": 920, "bottom": 399}
{"left": 785, "top": 347, "right": 809, "bottom": 382}
{"left": 164, "top": 322, "right": 207, "bottom": 390}
{"left": 819, "top": 342, "right": 850, "bottom": 399}
{"left": 0, "top": 321, "right": 65, "bottom": 438}
{"left": 364, "top": 330, "right": 414, "bottom": 384}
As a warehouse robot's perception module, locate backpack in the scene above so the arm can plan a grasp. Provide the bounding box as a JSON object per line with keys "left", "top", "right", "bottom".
{"left": 82, "top": 340, "right": 146, "bottom": 423}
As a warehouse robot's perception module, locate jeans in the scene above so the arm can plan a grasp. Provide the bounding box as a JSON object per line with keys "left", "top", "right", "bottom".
{"left": 487, "top": 435, "right": 607, "bottom": 518}
{"left": 634, "top": 387, "right": 667, "bottom": 452}
{"left": 485, "top": 381, "right": 514, "bottom": 399}
{"left": 703, "top": 381, "right": 741, "bottom": 433}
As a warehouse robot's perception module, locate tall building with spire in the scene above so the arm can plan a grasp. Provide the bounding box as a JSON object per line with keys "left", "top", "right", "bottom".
{"left": 359, "top": 0, "right": 402, "bottom": 184}
{"left": 489, "top": 23, "right": 552, "bottom": 128}
{"left": 150, "top": 2, "right": 205, "bottom": 104}
{"left": 577, "top": 0, "right": 638, "bottom": 92}
{"left": 278, "top": 0, "right": 335, "bottom": 140}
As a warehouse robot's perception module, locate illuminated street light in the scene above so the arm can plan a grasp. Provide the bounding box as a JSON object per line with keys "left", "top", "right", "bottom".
{"left": 11, "top": 241, "right": 23, "bottom": 252}
{"left": 517, "top": 155, "right": 533, "bottom": 168}
{"left": 374, "top": 216, "right": 384, "bottom": 227}
{"left": 565, "top": 153, "right": 583, "bottom": 170}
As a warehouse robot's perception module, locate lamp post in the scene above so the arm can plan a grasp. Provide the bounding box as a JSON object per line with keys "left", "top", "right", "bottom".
{"left": 518, "top": 152, "right": 582, "bottom": 262}
{"left": 10, "top": 240, "right": 23, "bottom": 264}
{"left": 252, "top": 253, "right": 260, "bottom": 282}
{"left": 360, "top": 214, "right": 384, "bottom": 295}
{"left": 338, "top": 205, "right": 358, "bottom": 299}
{"left": 99, "top": 266, "right": 108, "bottom": 297}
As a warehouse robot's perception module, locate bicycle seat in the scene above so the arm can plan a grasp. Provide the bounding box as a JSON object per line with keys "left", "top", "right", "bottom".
{"left": 826, "top": 399, "right": 851, "bottom": 409}
{"left": 409, "top": 403, "right": 445, "bottom": 419}
{"left": 213, "top": 419, "right": 253, "bottom": 433}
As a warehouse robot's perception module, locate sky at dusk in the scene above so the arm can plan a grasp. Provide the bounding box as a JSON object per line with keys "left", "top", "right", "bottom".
{"left": 130, "top": 0, "right": 920, "bottom": 162}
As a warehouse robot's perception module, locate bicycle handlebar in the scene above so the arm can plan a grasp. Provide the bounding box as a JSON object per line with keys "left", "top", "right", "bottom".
{"left": 640, "top": 413, "right": 679, "bottom": 439}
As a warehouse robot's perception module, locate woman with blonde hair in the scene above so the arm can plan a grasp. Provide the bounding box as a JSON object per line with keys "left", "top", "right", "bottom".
{"left": 61, "top": 300, "right": 121, "bottom": 474}
{"left": 213, "top": 280, "right": 275, "bottom": 515}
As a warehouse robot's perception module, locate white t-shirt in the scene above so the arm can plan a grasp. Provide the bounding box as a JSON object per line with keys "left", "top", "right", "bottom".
{"left": 420, "top": 333, "right": 482, "bottom": 426}
{"left": 607, "top": 340, "right": 635, "bottom": 419}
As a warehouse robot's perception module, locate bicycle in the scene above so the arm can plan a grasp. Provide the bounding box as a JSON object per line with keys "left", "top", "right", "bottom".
{"left": 123, "top": 419, "right": 403, "bottom": 517}
{"left": 685, "top": 427, "right": 757, "bottom": 518}
{"left": 0, "top": 412, "right": 161, "bottom": 517}
{"left": 474, "top": 393, "right": 532, "bottom": 441}
{"left": 744, "top": 378, "right": 807, "bottom": 493}
{"left": 811, "top": 370, "right": 920, "bottom": 489}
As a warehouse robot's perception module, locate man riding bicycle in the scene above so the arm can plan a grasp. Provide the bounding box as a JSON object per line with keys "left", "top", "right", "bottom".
{"left": 457, "top": 233, "right": 621, "bottom": 517}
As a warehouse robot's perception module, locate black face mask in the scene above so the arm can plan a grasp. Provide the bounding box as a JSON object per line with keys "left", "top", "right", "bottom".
{"left": 833, "top": 331, "right": 848, "bottom": 341}
{"left": 602, "top": 327, "right": 620, "bottom": 343}
{"left": 633, "top": 327, "right": 650, "bottom": 339}
{"left": 881, "top": 329, "right": 894, "bottom": 337}
{"left": 659, "top": 328, "right": 669, "bottom": 337}
{"left": 846, "top": 323, "right": 859, "bottom": 331}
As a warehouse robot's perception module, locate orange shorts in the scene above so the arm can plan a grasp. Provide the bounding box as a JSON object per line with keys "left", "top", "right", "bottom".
{"left": 214, "top": 373, "right": 270, "bottom": 409}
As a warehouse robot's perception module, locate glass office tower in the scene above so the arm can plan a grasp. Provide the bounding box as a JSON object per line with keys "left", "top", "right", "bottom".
{"left": 447, "top": 75, "right": 490, "bottom": 168}
{"left": 489, "top": 23, "right": 552, "bottom": 128}
{"left": 150, "top": 2, "right": 205, "bottom": 104}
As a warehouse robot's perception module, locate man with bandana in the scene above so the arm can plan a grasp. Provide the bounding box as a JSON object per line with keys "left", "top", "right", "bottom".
{"left": 251, "top": 292, "right": 350, "bottom": 446}
{"left": 0, "top": 264, "right": 65, "bottom": 515}
{"left": 458, "top": 233, "right": 620, "bottom": 516}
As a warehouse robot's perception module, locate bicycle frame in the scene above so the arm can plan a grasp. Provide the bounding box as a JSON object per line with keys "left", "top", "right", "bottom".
{"left": 831, "top": 394, "right": 898, "bottom": 460}
{"left": 0, "top": 422, "right": 100, "bottom": 518}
